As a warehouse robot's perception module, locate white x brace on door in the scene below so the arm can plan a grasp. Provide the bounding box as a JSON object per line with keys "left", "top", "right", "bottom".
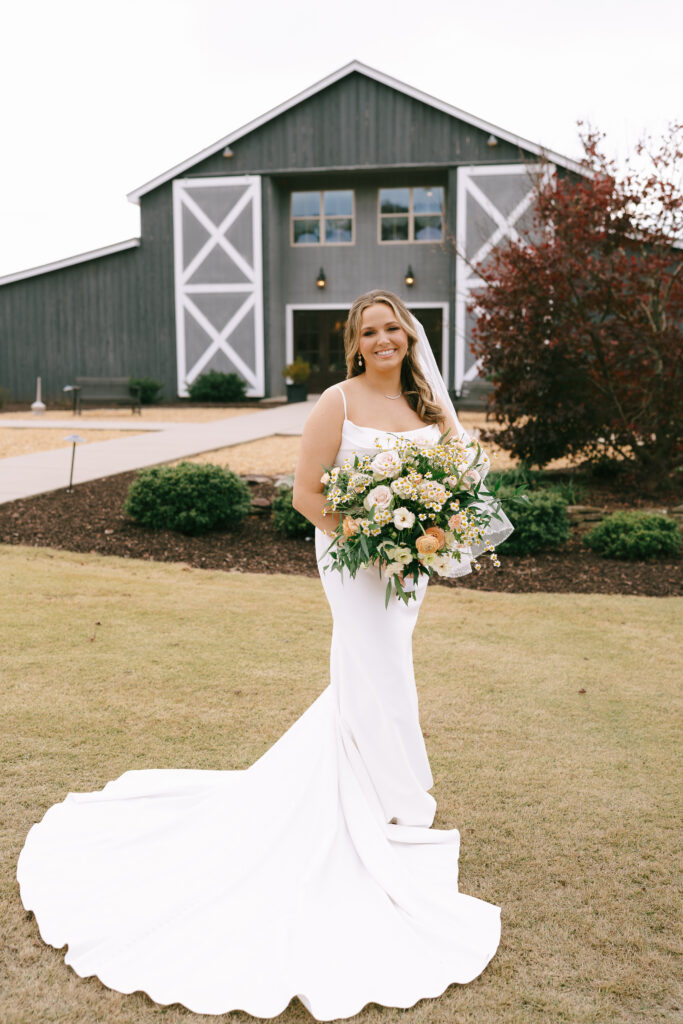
{"left": 173, "top": 176, "right": 264, "bottom": 397}
{"left": 455, "top": 163, "right": 555, "bottom": 394}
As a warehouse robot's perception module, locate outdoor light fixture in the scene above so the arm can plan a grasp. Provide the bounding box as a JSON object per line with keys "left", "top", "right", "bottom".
{"left": 316, "top": 268, "right": 326, "bottom": 289}
{"left": 222, "top": 146, "right": 234, "bottom": 158}
{"left": 487, "top": 134, "right": 498, "bottom": 147}
{"left": 64, "top": 434, "right": 85, "bottom": 492}
{"left": 404, "top": 266, "right": 415, "bottom": 287}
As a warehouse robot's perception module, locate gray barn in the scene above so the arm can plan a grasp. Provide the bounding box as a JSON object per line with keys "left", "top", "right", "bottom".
{"left": 0, "top": 60, "right": 584, "bottom": 403}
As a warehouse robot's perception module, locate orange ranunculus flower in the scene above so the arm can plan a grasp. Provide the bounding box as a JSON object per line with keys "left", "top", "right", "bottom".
{"left": 448, "top": 513, "right": 463, "bottom": 531}
{"left": 424, "top": 526, "right": 446, "bottom": 550}
{"left": 342, "top": 516, "right": 359, "bottom": 538}
{"left": 415, "top": 534, "right": 440, "bottom": 555}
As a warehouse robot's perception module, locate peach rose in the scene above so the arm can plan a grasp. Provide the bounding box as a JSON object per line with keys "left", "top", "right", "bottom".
{"left": 448, "top": 513, "right": 463, "bottom": 531}
{"left": 415, "top": 534, "right": 440, "bottom": 555}
{"left": 342, "top": 516, "right": 359, "bottom": 538}
{"left": 425, "top": 526, "right": 446, "bottom": 550}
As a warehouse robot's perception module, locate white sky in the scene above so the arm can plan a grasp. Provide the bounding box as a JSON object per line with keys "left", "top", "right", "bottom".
{"left": 1, "top": 0, "right": 680, "bottom": 277}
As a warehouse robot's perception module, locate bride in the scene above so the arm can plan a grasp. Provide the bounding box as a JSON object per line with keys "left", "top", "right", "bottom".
{"left": 17, "top": 290, "right": 514, "bottom": 1021}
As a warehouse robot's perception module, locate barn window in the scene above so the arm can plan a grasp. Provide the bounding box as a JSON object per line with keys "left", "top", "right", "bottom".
{"left": 291, "top": 190, "right": 354, "bottom": 245}
{"left": 378, "top": 186, "right": 444, "bottom": 243}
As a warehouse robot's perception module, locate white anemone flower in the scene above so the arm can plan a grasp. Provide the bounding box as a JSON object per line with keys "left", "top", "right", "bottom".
{"left": 392, "top": 507, "right": 415, "bottom": 530}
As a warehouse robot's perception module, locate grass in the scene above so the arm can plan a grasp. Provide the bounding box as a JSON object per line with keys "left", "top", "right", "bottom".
{"left": 1, "top": 544, "right": 680, "bottom": 1024}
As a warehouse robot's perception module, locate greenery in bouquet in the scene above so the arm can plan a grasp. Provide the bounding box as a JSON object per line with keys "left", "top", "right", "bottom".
{"left": 320, "top": 429, "right": 524, "bottom": 606}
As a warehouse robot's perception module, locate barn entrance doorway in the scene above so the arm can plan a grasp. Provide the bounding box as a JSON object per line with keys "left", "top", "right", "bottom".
{"left": 292, "top": 309, "right": 347, "bottom": 394}
{"left": 291, "top": 305, "right": 445, "bottom": 395}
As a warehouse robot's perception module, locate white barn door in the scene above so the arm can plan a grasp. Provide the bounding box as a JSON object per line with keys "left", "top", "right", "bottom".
{"left": 173, "top": 176, "right": 264, "bottom": 397}
{"left": 455, "top": 163, "right": 554, "bottom": 395}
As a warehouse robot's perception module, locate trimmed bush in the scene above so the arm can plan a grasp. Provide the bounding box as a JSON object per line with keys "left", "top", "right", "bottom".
{"left": 272, "top": 487, "right": 314, "bottom": 539}
{"left": 186, "top": 371, "right": 247, "bottom": 403}
{"left": 497, "top": 488, "right": 570, "bottom": 556}
{"left": 124, "top": 462, "right": 251, "bottom": 535}
{"left": 487, "top": 465, "right": 585, "bottom": 505}
{"left": 130, "top": 377, "right": 163, "bottom": 404}
{"left": 582, "top": 511, "right": 681, "bottom": 560}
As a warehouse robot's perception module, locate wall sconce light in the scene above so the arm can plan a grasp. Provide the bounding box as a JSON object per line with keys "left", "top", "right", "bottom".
{"left": 222, "top": 146, "right": 234, "bottom": 158}
{"left": 486, "top": 134, "right": 498, "bottom": 147}
{"left": 404, "top": 265, "right": 415, "bottom": 287}
{"left": 316, "top": 267, "right": 326, "bottom": 289}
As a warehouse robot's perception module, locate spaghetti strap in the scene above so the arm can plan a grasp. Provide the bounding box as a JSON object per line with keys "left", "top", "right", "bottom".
{"left": 333, "top": 383, "right": 348, "bottom": 419}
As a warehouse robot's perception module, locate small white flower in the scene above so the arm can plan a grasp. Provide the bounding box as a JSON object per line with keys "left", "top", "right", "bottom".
{"left": 349, "top": 472, "right": 372, "bottom": 493}
{"left": 384, "top": 544, "right": 412, "bottom": 565}
{"left": 442, "top": 530, "right": 456, "bottom": 549}
{"left": 320, "top": 472, "right": 330, "bottom": 486}
{"left": 392, "top": 507, "right": 415, "bottom": 530}
{"left": 431, "top": 553, "right": 457, "bottom": 577}
{"left": 383, "top": 560, "right": 404, "bottom": 577}
{"left": 390, "top": 476, "right": 414, "bottom": 499}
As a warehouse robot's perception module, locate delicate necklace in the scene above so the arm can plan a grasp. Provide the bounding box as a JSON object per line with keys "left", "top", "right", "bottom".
{"left": 384, "top": 390, "right": 403, "bottom": 400}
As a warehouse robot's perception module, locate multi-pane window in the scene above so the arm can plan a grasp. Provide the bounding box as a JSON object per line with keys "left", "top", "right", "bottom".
{"left": 291, "top": 190, "right": 354, "bottom": 245}
{"left": 378, "top": 186, "right": 444, "bottom": 242}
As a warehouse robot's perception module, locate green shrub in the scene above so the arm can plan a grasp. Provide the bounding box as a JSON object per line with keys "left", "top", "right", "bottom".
{"left": 487, "top": 465, "right": 585, "bottom": 505}
{"left": 124, "top": 462, "right": 251, "bottom": 535}
{"left": 584, "top": 455, "right": 631, "bottom": 481}
{"left": 582, "top": 511, "right": 681, "bottom": 560}
{"left": 186, "top": 371, "right": 247, "bottom": 402}
{"left": 272, "top": 487, "right": 313, "bottom": 539}
{"left": 487, "top": 465, "right": 548, "bottom": 490}
{"left": 497, "top": 488, "right": 570, "bottom": 556}
{"left": 130, "top": 377, "right": 163, "bottom": 404}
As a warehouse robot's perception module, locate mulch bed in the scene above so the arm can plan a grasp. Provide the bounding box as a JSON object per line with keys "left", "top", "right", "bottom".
{"left": 2, "top": 470, "right": 681, "bottom": 597}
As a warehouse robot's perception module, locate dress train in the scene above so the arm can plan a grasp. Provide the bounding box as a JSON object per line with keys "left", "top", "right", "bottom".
{"left": 17, "top": 421, "right": 501, "bottom": 1020}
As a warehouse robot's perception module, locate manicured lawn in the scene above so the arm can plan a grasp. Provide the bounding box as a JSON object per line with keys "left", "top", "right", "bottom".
{"left": 1, "top": 545, "right": 679, "bottom": 1024}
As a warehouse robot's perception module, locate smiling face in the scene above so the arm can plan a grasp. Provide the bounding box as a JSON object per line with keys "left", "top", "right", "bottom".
{"left": 358, "top": 303, "right": 409, "bottom": 371}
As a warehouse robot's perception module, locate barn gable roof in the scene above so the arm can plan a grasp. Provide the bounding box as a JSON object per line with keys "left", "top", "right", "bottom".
{"left": 127, "top": 60, "right": 586, "bottom": 203}
{"left": 0, "top": 238, "right": 140, "bottom": 287}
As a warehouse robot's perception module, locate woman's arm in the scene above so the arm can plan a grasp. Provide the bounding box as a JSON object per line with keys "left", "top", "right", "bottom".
{"left": 438, "top": 412, "right": 463, "bottom": 441}
{"left": 292, "top": 388, "right": 345, "bottom": 535}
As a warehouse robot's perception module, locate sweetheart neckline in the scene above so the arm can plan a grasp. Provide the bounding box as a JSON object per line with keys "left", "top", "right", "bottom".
{"left": 342, "top": 417, "right": 438, "bottom": 436}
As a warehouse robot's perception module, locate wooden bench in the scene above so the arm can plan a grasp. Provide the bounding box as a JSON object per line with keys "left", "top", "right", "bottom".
{"left": 453, "top": 377, "right": 494, "bottom": 420}
{"left": 68, "top": 377, "right": 141, "bottom": 415}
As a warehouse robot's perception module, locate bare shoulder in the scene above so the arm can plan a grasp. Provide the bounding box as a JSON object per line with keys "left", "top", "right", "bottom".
{"left": 302, "top": 384, "right": 345, "bottom": 433}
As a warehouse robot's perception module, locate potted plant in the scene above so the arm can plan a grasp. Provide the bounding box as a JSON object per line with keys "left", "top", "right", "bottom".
{"left": 283, "top": 358, "right": 311, "bottom": 403}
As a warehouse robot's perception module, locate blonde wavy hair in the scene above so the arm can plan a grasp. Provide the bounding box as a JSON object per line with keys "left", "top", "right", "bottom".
{"left": 344, "top": 290, "right": 443, "bottom": 425}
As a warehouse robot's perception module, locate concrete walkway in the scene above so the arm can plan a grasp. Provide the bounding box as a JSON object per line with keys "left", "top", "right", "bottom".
{"left": 0, "top": 400, "right": 316, "bottom": 504}
{"left": 0, "top": 418, "right": 170, "bottom": 431}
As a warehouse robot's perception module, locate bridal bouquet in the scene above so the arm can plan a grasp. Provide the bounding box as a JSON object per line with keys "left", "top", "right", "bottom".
{"left": 320, "top": 430, "right": 510, "bottom": 606}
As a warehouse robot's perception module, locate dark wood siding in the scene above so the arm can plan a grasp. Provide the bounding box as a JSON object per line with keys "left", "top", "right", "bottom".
{"left": 183, "top": 73, "right": 532, "bottom": 179}
{"left": 0, "top": 244, "right": 177, "bottom": 402}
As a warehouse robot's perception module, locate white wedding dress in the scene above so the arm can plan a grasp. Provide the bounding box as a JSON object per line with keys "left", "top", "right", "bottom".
{"left": 17, "top": 413, "right": 501, "bottom": 1021}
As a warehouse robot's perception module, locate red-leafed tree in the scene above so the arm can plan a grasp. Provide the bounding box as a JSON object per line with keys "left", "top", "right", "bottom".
{"left": 466, "top": 122, "right": 682, "bottom": 483}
